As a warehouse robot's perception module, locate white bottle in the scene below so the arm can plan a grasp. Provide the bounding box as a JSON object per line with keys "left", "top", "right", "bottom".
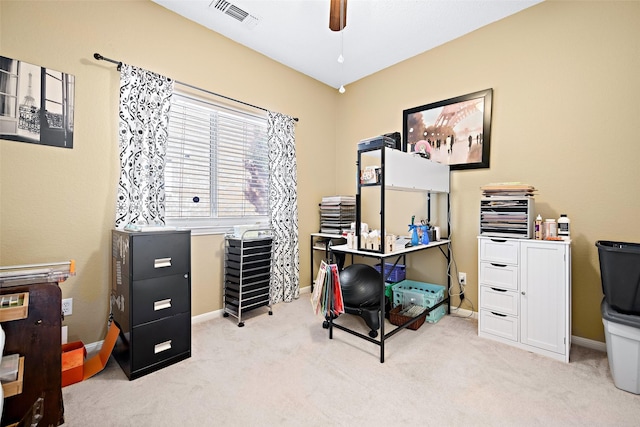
{"left": 534, "top": 215, "right": 542, "bottom": 240}
{"left": 558, "top": 214, "right": 570, "bottom": 240}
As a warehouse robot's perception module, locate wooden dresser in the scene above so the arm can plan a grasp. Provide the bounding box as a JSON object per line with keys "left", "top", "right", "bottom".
{"left": 1, "top": 282, "right": 64, "bottom": 426}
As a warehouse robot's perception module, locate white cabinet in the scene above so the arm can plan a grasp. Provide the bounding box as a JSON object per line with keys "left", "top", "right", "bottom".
{"left": 478, "top": 236, "right": 571, "bottom": 362}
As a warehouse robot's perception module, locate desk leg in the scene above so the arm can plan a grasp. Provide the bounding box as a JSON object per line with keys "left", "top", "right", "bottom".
{"left": 379, "top": 258, "right": 385, "bottom": 363}
{"left": 310, "top": 236, "right": 314, "bottom": 291}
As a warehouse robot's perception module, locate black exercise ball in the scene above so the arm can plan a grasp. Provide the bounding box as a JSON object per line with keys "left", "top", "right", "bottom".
{"left": 339, "top": 264, "right": 381, "bottom": 308}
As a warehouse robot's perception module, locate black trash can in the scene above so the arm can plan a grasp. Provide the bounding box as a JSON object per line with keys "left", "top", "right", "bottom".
{"left": 596, "top": 240, "right": 640, "bottom": 315}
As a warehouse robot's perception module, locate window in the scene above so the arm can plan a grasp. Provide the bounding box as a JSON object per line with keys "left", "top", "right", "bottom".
{"left": 164, "top": 90, "right": 270, "bottom": 233}
{"left": 0, "top": 58, "right": 18, "bottom": 119}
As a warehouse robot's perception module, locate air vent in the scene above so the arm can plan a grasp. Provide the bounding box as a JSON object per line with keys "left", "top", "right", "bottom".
{"left": 210, "top": 0, "right": 260, "bottom": 28}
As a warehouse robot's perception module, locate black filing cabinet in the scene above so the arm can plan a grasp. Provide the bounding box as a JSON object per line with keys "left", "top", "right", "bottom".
{"left": 111, "top": 229, "right": 191, "bottom": 380}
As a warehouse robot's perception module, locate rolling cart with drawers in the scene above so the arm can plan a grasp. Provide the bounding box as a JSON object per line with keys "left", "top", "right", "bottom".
{"left": 223, "top": 229, "right": 273, "bottom": 327}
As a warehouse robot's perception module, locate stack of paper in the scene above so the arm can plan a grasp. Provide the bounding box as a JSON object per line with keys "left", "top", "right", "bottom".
{"left": 481, "top": 182, "right": 536, "bottom": 197}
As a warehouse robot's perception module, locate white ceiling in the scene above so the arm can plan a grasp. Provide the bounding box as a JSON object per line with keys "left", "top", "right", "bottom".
{"left": 152, "top": 0, "right": 542, "bottom": 90}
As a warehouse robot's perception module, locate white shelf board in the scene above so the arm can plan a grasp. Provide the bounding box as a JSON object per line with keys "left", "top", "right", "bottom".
{"left": 362, "top": 148, "right": 450, "bottom": 193}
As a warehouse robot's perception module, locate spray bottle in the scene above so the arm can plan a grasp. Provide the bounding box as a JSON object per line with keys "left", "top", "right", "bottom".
{"left": 408, "top": 215, "right": 419, "bottom": 246}
{"left": 420, "top": 225, "right": 430, "bottom": 245}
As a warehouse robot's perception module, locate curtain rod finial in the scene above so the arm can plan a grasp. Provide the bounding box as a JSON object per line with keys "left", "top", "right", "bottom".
{"left": 93, "top": 53, "right": 103, "bottom": 60}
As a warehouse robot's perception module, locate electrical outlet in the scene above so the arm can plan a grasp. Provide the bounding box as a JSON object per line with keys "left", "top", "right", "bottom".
{"left": 458, "top": 272, "right": 467, "bottom": 285}
{"left": 62, "top": 298, "right": 73, "bottom": 316}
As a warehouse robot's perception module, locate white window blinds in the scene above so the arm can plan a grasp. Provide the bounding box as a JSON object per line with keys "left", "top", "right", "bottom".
{"left": 165, "top": 92, "right": 269, "bottom": 230}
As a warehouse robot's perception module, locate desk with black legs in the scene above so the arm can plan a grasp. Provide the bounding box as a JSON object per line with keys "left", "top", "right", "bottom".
{"left": 328, "top": 240, "right": 451, "bottom": 363}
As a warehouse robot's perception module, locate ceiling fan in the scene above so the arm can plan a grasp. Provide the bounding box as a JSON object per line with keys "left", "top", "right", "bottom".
{"left": 329, "top": 0, "right": 347, "bottom": 32}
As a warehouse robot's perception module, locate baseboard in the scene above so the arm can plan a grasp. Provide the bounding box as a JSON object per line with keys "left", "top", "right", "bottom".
{"left": 191, "top": 287, "right": 311, "bottom": 324}
{"left": 448, "top": 306, "right": 477, "bottom": 319}
{"left": 571, "top": 335, "right": 606, "bottom": 352}
{"left": 443, "top": 308, "right": 606, "bottom": 352}
{"left": 192, "top": 309, "right": 224, "bottom": 324}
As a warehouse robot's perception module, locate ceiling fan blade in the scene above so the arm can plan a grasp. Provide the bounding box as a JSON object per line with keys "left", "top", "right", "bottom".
{"left": 329, "top": 0, "right": 347, "bottom": 32}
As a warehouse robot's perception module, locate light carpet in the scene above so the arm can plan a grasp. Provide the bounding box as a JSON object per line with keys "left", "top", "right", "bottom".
{"left": 62, "top": 298, "right": 640, "bottom": 426}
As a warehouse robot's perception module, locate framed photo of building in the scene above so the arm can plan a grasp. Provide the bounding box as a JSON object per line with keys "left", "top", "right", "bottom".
{"left": 403, "top": 88, "right": 492, "bottom": 170}
{"left": 0, "top": 55, "right": 75, "bottom": 149}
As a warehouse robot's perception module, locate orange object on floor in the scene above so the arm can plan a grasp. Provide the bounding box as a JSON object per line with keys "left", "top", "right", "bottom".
{"left": 61, "top": 341, "right": 86, "bottom": 387}
{"left": 61, "top": 322, "right": 120, "bottom": 387}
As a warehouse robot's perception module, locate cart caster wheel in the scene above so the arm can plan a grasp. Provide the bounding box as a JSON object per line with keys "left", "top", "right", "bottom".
{"left": 223, "top": 312, "right": 229, "bottom": 317}
{"left": 369, "top": 330, "right": 378, "bottom": 338}
{"left": 238, "top": 322, "right": 245, "bottom": 327}
{"left": 322, "top": 321, "right": 330, "bottom": 329}
{"left": 268, "top": 311, "right": 273, "bottom": 315}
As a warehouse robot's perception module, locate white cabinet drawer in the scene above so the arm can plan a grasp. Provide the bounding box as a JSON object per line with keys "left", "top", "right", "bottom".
{"left": 480, "top": 286, "right": 519, "bottom": 316}
{"left": 479, "top": 238, "right": 519, "bottom": 264}
{"left": 479, "top": 262, "right": 518, "bottom": 290}
{"left": 479, "top": 309, "right": 519, "bottom": 342}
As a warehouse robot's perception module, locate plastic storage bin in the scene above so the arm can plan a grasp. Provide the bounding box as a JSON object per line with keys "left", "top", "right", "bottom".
{"left": 601, "top": 298, "right": 640, "bottom": 394}
{"left": 391, "top": 280, "right": 445, "bottom": 323}
{"left": 374, "top": 263, "right": 406, "bottom": 283}
{"left": 596, "top": 240, "right": 640, "bottom": 315}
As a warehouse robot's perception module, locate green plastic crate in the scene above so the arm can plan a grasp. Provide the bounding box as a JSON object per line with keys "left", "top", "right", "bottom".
{"left": 391, "top": 280, "right": 446, "bottom": 323}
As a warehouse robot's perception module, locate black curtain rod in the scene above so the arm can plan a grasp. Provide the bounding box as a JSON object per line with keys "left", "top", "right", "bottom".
{"left": 93, "top": 53, "right": 298, "bottom": 122}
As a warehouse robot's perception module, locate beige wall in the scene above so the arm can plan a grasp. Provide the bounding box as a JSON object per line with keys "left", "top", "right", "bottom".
{"left": 336, "top": 0, "right": 640, "bottom": 342}
{"left": 1, "top": 0, "right": 638, "bottom": 345}
{"left": 0, "top": 0, "right": 337, "bottom": 343}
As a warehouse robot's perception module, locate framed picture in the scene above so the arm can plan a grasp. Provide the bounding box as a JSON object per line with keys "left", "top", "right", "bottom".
{"left": 403, "top": 88, "right": 492, "bottom": 170}
{"left": 0, "top": 55, "right": 75, "bottom": 148}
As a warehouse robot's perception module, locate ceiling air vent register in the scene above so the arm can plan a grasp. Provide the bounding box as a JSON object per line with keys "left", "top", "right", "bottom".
{"left": 210, "top": 0, "right": 260, "bottom": 29}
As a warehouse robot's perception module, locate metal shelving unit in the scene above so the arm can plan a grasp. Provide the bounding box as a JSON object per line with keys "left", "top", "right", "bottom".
{"left": 326, "top": 144, "right": 452, "bottom": 363}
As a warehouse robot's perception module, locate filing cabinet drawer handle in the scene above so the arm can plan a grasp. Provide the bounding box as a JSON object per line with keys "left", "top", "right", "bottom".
{"left": 491, "top": 287, "right": 507, "bottom": 292}
{"left": 491, "top": 311, "right": 507, "bottom": 317}
{"left": 154, "top": 299, "right": 172, "bottom": 311}
{"left": 154, "top": 257, "right": 172, "bottom": 268}
{"left": 154, "top": 340, "right": 172, "bottom": 354}
{"left": 490, "top": 263, "right": 507, "bottom": 268}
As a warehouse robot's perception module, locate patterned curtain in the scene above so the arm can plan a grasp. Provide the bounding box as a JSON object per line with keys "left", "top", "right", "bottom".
{"left": 115, "top": 64, "right": 174, "bottom": 229}
{"left": 268, "top": 112, "right": 299, "bottom": 303}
